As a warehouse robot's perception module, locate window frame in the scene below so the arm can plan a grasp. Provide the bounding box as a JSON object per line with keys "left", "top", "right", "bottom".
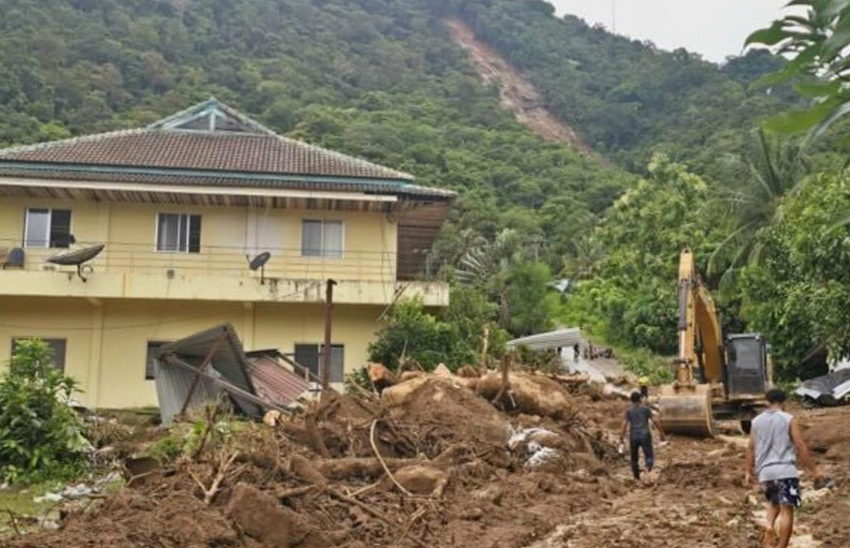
{"left": 155, "top": 213, "right": 202, "bottom": 254}
{"left": 11, "top": 337, "right": 68, "bottom": 372}
{"left": 300, "top": 219, "right": 344, "bottom": 259}
{"left": 293, "top": 343, "right": 344, "bottom": 383}
{"left": 23, "top": 207, "right": 73, "bottom": 249}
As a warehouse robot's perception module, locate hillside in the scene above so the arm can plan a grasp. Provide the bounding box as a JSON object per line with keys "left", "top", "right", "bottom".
{"left": 452, "top": 0, "right": 797, "bottom": 175}
{"left": 445, "top": 18, "right": 591, "bottom": 154}
{"left": 0, "top": 0, "right": 641, "bottom": 269}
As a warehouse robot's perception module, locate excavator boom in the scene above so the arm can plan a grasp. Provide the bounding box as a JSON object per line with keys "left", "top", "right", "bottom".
{"left": 660, "top": 249, "right": 772, "bottom": 437}
{"left": 659, "top": 249, "right": 723, "bottom": 437}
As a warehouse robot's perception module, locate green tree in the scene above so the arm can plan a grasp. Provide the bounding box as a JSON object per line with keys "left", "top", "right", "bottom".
{"left": 747, "top": 0, "right": 850, "bottom": 141}
{"left": 367, "top": 291, "right": 507, "bottom": 371}
{"left": 708, "top": 129, "right": 810, "bottom": 288}
{"left": 0, "top": 339, "right": 87, "bottom": 483}
{"left": 503, "top": 261, "right": 556, "bottom": 337}
{"left": 741, "top": 172, "right": 850, "bottom": 380}
{"left": 563, "top": 156, "right": 717, "bottom": 353}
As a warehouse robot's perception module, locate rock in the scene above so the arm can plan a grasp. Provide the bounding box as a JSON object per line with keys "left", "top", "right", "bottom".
{"left": 460, "top": 507, "right": 485, "bottom": 520}
{"left": 477, "top": 372, "right": 572, "bottom": 419}
{"left": 263, "top": 410, "right": 282, "bottom": 426}
{"left": 433, "top": 364, "right": 452, "bottom": 377}
{"left": 382, "top": 374, "right": 474, "bottom": 407}
{"left": 381, "top": 465, "right": 449, "bottom": 497}
{"left": 227, "top": 483, "right": 327, "bottom": 548}
{"left": 368, "top": 363, "right": 396, "bottom": 393}
{"left": 471, "top": 485, "right": 505, "bottom": 505}
{"left": 289, "top": 454, "right": 327, "bottom": 485}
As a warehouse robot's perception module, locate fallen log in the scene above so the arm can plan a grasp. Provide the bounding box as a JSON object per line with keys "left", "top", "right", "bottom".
{"left": 477, "top": 372, "right": 572, "bottom": 419}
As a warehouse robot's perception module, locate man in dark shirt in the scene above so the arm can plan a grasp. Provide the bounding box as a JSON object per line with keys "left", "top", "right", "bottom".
{"left": 621, "top": 391, "right": 667, "bottom": 480}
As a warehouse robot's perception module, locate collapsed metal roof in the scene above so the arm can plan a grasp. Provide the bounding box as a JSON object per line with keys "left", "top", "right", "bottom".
{"left": 506, "top": 328, "right": 584, "bottom": 351}
{"left": 154, "top": 323, "right": 310, "bottom": 425}
{"left": 796, "top": 368, "right": 850, "bottom": 406}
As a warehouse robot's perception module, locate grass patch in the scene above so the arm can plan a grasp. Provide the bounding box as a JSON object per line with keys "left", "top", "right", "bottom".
{"left": 0, "top": 481, "right": 62, "bottom": 536}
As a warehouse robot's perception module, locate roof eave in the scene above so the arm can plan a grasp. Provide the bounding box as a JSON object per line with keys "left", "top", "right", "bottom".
{"left": 0, "top": 160, "right": 456, "bottom": 201}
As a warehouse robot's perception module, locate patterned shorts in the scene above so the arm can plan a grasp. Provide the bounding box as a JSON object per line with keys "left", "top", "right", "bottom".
{"left": 762, "top": 478, "right": 802, "bottom": 507}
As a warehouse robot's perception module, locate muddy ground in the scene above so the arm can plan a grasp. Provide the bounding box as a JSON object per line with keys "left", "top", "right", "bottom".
{"left": 1, "top": 377, "right": 847, "bottom": 548}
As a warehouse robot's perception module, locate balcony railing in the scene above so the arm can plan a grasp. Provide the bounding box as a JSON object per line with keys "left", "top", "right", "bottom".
{"left": 1, "top": 239, "right": 402, "bottom": 283}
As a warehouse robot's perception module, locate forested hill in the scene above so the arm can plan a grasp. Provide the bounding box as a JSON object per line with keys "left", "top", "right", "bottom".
{"left": 452, "top": 0, "right": 797, "bottom": 175}
{"left": 0, "top": 0, "right": 789, "bottom": 265}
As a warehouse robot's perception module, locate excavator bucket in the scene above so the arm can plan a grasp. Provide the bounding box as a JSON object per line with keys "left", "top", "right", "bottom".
{"left": 659, "top": 383, "right": 714, "bottom": 438}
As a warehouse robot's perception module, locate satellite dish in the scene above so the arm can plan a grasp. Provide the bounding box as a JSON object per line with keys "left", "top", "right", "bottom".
{"left": 47, "top": 244, "right": 105, "bottom": 282}
{"left": 247, "top": 252, "right": 271, "bottom": 284}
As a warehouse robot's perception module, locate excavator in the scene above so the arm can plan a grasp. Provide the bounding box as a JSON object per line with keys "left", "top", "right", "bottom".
{"left": 658, "top": 249, "right": 773, "bottom": 437}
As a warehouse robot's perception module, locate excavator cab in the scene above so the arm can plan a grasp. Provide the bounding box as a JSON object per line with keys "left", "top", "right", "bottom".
{"left": 724, "top": 334, "right": 770, "bottom": 401}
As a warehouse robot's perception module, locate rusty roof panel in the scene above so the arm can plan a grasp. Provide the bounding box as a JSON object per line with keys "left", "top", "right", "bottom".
{"left": 247, "top": 355, "right": 312, "bottom": 408}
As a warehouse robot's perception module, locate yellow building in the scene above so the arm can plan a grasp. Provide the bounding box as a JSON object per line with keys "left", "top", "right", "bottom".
{"left": 0, "top": 99, "right": 453, "bottom": 408}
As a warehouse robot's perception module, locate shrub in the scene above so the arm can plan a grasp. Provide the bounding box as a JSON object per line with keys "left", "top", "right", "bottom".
{"left": 0, "top": 339, "right": 88, "bottom": 483}
{"left": 367, "top": 291, "right": 508, "bottom": 372}
{"left": 621, "top": 348, "right": 675, "bottom": 386}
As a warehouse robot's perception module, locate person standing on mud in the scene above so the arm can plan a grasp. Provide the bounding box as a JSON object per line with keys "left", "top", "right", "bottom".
{"left": 620, "top": 391, "right": 667, "bottom": 481}
{"left": 746, "top": 388, "right": 824, "bottom": 548}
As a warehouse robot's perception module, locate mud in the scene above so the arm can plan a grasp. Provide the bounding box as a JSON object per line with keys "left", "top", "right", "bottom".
{"left": 3, "top": 382, "right": 848, "bottom": 548}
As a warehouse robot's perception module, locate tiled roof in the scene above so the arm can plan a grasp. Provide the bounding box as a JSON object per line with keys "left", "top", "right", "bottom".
{"left": 0, "top": 164, "right": 456, "bottom": 199}
{"left": 0, "top": 98, "right": 417, "bottom": 184}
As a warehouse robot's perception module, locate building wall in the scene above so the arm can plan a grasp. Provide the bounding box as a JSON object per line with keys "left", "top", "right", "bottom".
{"left": 0, "top": 196, "right": 397, "bottom": 282}
{"left": 0, "top": 296, "right": 384, "bottom": 409}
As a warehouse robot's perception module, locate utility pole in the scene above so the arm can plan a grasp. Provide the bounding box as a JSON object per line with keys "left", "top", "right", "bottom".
{"left": 611, "top": 0, "right": 617, "bottom": 34}
{"left": 321, "top": 279, "right": 337, "bottom": 391}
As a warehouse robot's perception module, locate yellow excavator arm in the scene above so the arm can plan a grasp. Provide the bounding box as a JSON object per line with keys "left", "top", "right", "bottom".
{"left": 662, "top": 248, "right": 772, "bottom": 437}
{"left": 676, "top": 249, "right": 723, "bottom": 385}
{"left": 659, "top": 248, "right": 722, "bottom": 437}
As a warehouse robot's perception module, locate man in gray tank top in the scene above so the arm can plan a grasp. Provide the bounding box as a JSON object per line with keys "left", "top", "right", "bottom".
{"left": 746, "top": 388, "right": 822, "bottom": 548}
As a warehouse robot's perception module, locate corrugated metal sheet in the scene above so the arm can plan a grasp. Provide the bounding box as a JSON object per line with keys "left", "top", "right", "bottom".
{"left": 796, "top": 368, "right": 850, "bottom": 405}
{"left": 247, "top": 355, "right": 311, "bottom": 408}
{"left": 155, "top": 323, "right": 264, "bottom": 422}
{"left": 154, "top": 359, "right": 225, "bottom": 427}
{"left": 506, "top": 328, "right": 583, "bottom": 351}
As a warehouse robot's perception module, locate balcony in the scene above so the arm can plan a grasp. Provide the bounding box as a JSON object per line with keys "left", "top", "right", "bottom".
{"left": 0, "top": 239, "right": 449, "bottom": 307}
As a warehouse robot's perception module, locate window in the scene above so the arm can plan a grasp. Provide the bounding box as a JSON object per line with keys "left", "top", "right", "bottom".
{"left": 145, "top": 341, "right": 170, "bottom": 380}
{"left": 301, "top": 220, "right": 343, "bottom": 258}
{"left": 23, "top": 208, "right": 72, "bottom": 248}
{"left": 157, "top": 213, "right": 202, "bottom": 253}
{"left": 11, "top": 338, "right": 67, "bottom": 372}
{"left": 293, "top": 344, "right": 344, "bottom": 383}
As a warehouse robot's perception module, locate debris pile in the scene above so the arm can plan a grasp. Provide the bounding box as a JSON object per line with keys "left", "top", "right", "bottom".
{"left": 6, "top": 369, "right": 621, "bottom": 548}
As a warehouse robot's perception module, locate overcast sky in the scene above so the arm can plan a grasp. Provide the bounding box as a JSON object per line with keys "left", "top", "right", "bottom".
{"left": 548, "top": 0, "right": 789, "bottom": 63}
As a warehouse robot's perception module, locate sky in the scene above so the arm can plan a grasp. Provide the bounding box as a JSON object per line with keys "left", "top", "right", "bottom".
{"left": 548, "top": 0, "right": 789, "bottom": 63}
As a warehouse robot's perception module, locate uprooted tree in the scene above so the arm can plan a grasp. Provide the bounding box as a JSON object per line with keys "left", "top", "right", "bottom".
{"left": 0, "top": 338, "right": 88, "bottom": 483}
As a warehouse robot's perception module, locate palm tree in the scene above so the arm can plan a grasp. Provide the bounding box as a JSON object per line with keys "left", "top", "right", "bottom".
{"left": 456, "top": 229, "right": 531, "bottom": 328}
{"left": 708, "top": 128, "right": 809, "bottom": 288}
{"left": 561, "top": 235, "right": 605, "bottom": 281}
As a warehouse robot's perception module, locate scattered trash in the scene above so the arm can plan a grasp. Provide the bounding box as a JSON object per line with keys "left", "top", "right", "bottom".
{"left": 33, "top": 492, "right": 63, "bottom": 504}
{"left": 509, "top": 426, "right": 566, "bottom": 469}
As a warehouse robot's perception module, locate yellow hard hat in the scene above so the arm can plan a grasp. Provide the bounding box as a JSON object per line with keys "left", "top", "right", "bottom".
{"left": 638, "top": 376, "right": 650, "bottom": 385}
